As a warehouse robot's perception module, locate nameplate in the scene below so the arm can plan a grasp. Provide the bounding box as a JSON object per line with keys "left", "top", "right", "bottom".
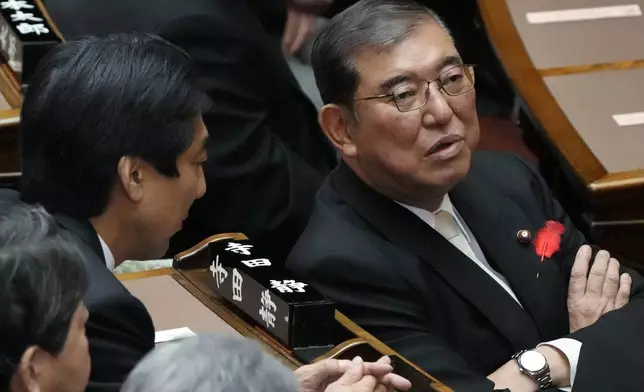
{"left": 207, "top": 239, "right": 336, "bottom": 348}
{"left": 526, "top": 5, "right": 642, "bottom": 25}
{"left": 613, "top": 111, "right": 644, "bottom": 127}
{"left": 0, "top": 0, "right": 60, "bottom": 82}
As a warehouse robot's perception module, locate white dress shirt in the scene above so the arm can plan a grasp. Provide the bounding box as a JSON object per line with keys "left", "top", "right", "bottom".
{"left": 398, "top": 195, "right": 579, "bottom": 390}
{"left": 98, "top": 234, "right": 115, "bottom": 271}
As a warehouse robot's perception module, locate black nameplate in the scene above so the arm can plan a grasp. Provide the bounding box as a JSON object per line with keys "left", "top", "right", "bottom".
{"left": 208, "top": 239, "right": 336, "bottom": 349}
{"left": 0, "top": 0, "right": 60, "bottom": 83}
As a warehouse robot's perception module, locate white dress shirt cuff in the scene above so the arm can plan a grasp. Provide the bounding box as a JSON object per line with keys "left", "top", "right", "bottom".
{"left": 539, "top": 338, "right": 582, "bottom": 391}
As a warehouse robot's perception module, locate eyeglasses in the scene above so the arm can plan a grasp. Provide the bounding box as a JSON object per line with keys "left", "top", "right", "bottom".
{"left": 354, "top": 64, "right": 476, "bottom": 112}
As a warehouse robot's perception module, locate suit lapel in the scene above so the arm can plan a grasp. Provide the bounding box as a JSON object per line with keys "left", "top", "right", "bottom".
{"left": 331, "top": 163, "right": 541, "bottom": 349}
{"left": 55, "top": 214, "right": 107, "bottom": 266}
{"left": 451, "top": 174, "right": 568, "bottom": 341}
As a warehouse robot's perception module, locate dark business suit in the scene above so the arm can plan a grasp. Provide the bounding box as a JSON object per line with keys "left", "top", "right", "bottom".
{"left": 44, "top": 0, "right": 338, "bottom": 262}
{"left": 0, "top": 190, "right": 155, "bottom": 392}
{"left": 287, "top": 152, "right": 644, "bottom": 391}
{"left": 55, "top": 215, "right": 155, "bottom": 392}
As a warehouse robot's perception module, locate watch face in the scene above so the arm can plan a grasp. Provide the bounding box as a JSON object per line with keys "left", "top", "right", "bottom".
{"left": 519, "top": 351, "right": 546, "bottom": 372}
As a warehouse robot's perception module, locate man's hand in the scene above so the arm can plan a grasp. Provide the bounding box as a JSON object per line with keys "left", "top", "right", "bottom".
{"left": 294, "top": 356, "right": 411, "bottom": 392}
{"left": 567, "top": 245, "right": 632, "bottom": 333}
{"left": 282, "top": 7, "right": 318, "bottom": 54}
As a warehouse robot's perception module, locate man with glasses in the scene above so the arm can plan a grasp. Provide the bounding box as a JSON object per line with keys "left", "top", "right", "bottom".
{"left": 288, "top": 1, "right": 644, "bottom": 391}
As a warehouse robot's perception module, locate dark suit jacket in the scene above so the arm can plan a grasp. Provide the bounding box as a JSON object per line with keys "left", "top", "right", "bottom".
{"left": 55, "top": 215, "right": 155, "bottom": 392}
{"left": 0, "top": 190, "right": 155, "bottom": 392}
{"left": 44, "top": 0, "right": 338, "bottom": 262}
{"left": 287, "top": 152, "right": 644, "bottom": 391}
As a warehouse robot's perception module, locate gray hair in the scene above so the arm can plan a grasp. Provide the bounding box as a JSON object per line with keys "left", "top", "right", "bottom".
{"left": 312, "top": 0, "right": 451, "bottom": 108}
{"left": 121, "top": 334, "right": 299, "bottom": 392}
{"left": 0, "top": 202, "right": 88, "bottom": 390}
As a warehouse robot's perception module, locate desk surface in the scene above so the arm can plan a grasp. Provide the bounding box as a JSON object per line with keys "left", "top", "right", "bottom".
{"left": 119, "top": 268, "right": 301, "bottom": 369}
{"left": 506, "top": 0, "right": 644, "bottom": 70}
{"left": 121, "top": 274, "right": 239, "bottom": 336}
{"left": 118, "top": 267, "right": 453, "bottom": 391}
{"left": 479, "top": 0, "right": 644, "bottom": 201}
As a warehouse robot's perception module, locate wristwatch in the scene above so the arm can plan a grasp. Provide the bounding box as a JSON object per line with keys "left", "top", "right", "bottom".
{"left": 512, "top": 349, "right": 553, "bottom": 390}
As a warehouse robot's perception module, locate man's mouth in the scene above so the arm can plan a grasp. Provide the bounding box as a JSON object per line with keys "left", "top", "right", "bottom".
{"left": 427, "top": 134, "right": 465, "bottom": 155}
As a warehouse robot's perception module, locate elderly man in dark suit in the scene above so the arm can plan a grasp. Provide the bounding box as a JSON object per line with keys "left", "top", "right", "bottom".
{"left": 287, "top": 1, "right": 644, "bottom": 391}
{"left": 43, "top": 0, "right": 339, "bottom": 262}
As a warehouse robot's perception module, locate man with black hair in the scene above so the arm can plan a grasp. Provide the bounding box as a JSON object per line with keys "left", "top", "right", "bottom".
{"left": 0, "top": 203, "right": 90, "bottom": 392}
{"left": 44, "top": 0, "right": 339, "bottom": 262}
{"left": 14, "top": 32, "right": 209, "bottom": 391}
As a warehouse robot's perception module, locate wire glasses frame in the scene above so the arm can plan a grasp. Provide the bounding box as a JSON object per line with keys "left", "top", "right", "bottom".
{"left": 354, "top": 64, "right": 476, "bottom": 112}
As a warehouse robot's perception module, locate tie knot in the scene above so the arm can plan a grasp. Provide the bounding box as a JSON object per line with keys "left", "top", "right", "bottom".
{"left": 434, "top": 210, "right": 459, "bottom": 240}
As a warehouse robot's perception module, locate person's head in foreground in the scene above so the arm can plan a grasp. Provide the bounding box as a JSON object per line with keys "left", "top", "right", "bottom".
{"left": 313, "top": 0, "right": 478, "bottom": 210}
{"left": 121, "top": 334, "right": 411, "bottom": 392}
{"left": 19, "top": 32, "right": 210, "bottom": 265}
{"left": 0, "top": 204, "right": 90, "bottom": 392}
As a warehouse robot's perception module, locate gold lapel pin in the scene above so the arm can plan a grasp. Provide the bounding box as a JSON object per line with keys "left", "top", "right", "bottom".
{"left": 516, "top": 229, "right": 532, "bottom": 244}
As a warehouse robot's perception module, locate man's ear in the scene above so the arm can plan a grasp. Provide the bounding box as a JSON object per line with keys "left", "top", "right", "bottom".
{"left": 13, "top": 346, "right": 46, "bottom": 392}
{"left": 318, "top": 104, "right": 358, "bottom": 158}
{"left": 117, "top": 156, "right": 145, "bottom": 202}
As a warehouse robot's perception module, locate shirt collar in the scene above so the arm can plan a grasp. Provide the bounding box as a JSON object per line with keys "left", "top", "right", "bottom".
{"left": 97, "top": 234, "right": 115, "bottom": 271}
{"left": 396, "top": 194, "right": 471, "bottom": 243}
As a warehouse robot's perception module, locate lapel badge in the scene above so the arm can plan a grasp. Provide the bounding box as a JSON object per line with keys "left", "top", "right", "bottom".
{"left": 516, "top": 229, "right": 531, "bottom": 244}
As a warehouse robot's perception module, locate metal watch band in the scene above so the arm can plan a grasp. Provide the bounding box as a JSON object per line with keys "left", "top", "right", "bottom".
{"left": 512, "top": 350, "right": 553, "bottom": 390}
{"left": 535, "top": 372, "right": 553, "bottom": 390}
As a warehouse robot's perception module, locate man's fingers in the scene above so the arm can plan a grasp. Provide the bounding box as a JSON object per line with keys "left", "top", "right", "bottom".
{"left": 335, "top": 357, "right": 365, "bottom": 385}
{"left": 601, "top": 258, "right": 621, "bottom": 303}
{"left": 365, "top": 356, "right": 411, "bottom": 391}
{"left": 282, "top": 10, "right": 300, "bottom": 53}
{"left": 615, "top": 273, "right": 632, "bottom": 309}
{"left": 585, "top": 249, "right": 610, "bottom": 297}
{"left": 353, "top": 374, "right": 379, "bottom": 391}
{"left": 315, "top": 358, "right": 352, "bottom": 379}
{"left": 381, "top": 373, "right": 412, "bottom": 391}
{"left": 376, "top": 355, "right": 391, "bottom": 365}
{"left": 569, "top": 245, "right": 592, "bottom": 299}
{"left": 289, "top": 14, "right": 314, "bottom": 54}
{"left": 362, "top": 356, "right": 393, "bottom": 377}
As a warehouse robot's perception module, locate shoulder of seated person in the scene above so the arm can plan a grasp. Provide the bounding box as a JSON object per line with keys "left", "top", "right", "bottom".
{"left": 465, "top": 151, "right": 541, "bottom": 192}
{"left": 288, "top": 213, "right": 404, "bottom": 271}
{"left": 82, "top": 266, "right": 139, "bottom": 308}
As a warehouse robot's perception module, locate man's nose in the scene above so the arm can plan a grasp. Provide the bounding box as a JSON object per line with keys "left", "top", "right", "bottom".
{"left": 421, "top": 84, "right": 455, "bottom": 127}
{"left": 196, "top": 170, "right": 207, "bottom": 199}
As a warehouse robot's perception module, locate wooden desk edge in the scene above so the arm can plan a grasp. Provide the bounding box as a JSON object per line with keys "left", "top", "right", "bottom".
{"left": 0, "top": 109, "right": 20, "bottom": 127}
{"left": 477, "top": 0, "right": 607, "bottom": 186}
{"left": 117, "top": 268, "right": 452, "bottom": 391}
{"left": 117, "top": 267, "right": 302, "bottom": 369}
{"left": 335, "top": 311, "right": 451, "bottom": 389}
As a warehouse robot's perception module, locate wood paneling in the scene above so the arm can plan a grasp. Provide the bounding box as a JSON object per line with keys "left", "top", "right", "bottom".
{"left": 478, "top": 0, "right": 644, "bottom": 268}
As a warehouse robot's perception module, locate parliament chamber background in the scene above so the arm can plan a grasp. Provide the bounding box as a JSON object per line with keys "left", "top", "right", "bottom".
{"left": 1, "top": 0, "right": 644, "bottom": 389}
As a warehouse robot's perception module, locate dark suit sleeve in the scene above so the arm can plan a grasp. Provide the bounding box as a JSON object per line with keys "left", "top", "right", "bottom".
{"left": 159, "top": 12, "right": 330, "bottom": 260}
{"left": 84, "top": 295, "right": 155, "bottom": 392}
{"left": 295, "top": 253, "right": 504, "bottom": 392}
{"left": 514, "top": 155, "right": 644, "bottom": 390}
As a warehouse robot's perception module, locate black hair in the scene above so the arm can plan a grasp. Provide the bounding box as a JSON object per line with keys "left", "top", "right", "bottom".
{"left": 20, "top": 32, "right": 208, "bottom": 218}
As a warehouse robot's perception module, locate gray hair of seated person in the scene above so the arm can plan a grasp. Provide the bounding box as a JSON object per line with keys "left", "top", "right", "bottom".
{"left": 0, "top": 203, "right": 88, "bottom": 391}
{"left": 312, "top": 0, "right": 451, "bottom": 110}
{"left": 121, "top": 334, "right": 299, "bottom": 392}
